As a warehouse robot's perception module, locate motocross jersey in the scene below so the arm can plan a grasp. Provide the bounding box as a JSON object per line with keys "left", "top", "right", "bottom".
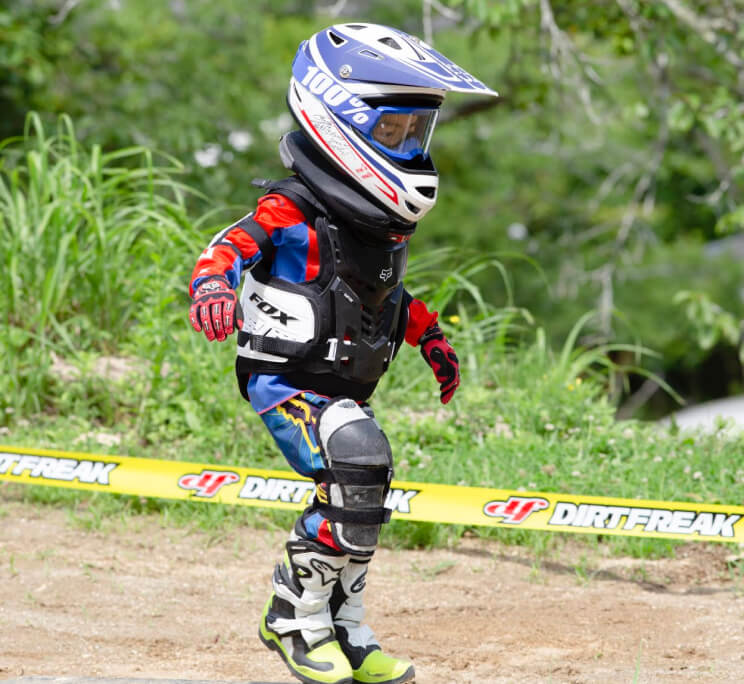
{"left": 189, "top": 182, "right": 438, "bottom": 412}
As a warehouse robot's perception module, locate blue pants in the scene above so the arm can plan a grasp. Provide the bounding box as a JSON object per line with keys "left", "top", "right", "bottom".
{"left": 260, "top": 391, "right": 341, "bottom": 548}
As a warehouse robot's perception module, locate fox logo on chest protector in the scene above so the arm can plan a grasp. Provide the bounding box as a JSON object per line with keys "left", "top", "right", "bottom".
{"left": 249, "top": 292, "right": 298, "bottom": 326}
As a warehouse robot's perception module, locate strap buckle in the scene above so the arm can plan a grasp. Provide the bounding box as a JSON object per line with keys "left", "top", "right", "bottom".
{"left": 324, "top": 337, "right": 353, "bottom": 362}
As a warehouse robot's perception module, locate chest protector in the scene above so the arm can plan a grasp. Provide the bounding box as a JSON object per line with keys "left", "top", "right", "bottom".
{"left": 236, "top": 177, "right": 411, "bottom": 385}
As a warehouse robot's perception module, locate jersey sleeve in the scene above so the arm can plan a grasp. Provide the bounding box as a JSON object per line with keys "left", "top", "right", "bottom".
{"left": 189, "top": 193, "right": 306, "bottom": 296}
{"left": 404, "top": 295, "right": 439, "bottom": 346}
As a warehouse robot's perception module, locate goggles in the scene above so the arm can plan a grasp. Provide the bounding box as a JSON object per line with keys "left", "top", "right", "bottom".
{"left": 365, "top": 106, "right": 439, "bottom": 161}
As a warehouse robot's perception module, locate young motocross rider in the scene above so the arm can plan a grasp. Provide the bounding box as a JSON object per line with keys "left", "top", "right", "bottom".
{"left": 188, "top": 23, "right": 497, "bottom": 684}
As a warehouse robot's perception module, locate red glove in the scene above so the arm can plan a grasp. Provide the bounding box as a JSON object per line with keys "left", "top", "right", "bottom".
{"left": 189, "top": 276, "right": 244, "bottom": 342}
{"left": 419, "top": 324, "right": 460, "bottom": 404}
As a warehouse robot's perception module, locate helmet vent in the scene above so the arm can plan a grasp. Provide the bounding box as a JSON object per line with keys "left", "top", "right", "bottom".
{"left": 359, "top": 49, "right": 382, "bottom": 60}
{"left": 345, "top": 24, "right": 366, "bottom": 30}
{"left": 404, "top": 201, "right": 422, "bottom": 215}
{"left": 378, "top": 37, "right": 402, "bottom": 50}
{"left": 415, "top": 186, "right": 436, "bottom": 199}
{"left": 327, "top": 31, "right": 346, "bottom": 46}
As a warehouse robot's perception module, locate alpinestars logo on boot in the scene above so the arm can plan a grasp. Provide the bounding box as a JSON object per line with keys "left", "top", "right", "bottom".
{"left": 310, "top": 558, "right": 343, "bottom": 586}
{"left": 350, "top": 571, "right": 367, "bottom": 593}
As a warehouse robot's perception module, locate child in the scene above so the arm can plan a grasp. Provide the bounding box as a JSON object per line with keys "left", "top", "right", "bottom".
{"left": 189, "top": 22, "right": 496, "bottom": 684}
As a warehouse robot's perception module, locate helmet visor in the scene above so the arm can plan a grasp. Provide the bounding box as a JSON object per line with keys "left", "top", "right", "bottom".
{"left": 368, "top": 106, "right": 439, "bottom": 161}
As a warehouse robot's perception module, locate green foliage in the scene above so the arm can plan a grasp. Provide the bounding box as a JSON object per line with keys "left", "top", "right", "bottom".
{"left": 444, "top": 0, "right": 534, "bottom": 27}
{"left": 0, "top": 113, "right": 203, "bottom": 414}
{"left": 3, "top": 1, "right": 744, "bottom": 410}
{"left": 675, "top": 291, "right": 744, "bottom": 365}
{"left": 5, "top": 317, "right": 744, "bottom": 557}
{"left": 716, "top": 206, "right": 744, "bottom": 235}
{"left": 0, "top": 3, "right": 58, "bottom": 139}
{"left": 1, "top": 121, "right": 740, "bottom": 561}
{"left": 434, "top": 0, "right": 744, "bottom": 412}
{"left": 3, "top": 5, "right": 744, "bottom": 556}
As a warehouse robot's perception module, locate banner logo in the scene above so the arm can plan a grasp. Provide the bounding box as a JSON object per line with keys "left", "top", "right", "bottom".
{"left": 178, "top": 469, "right": 240, "bottom": 498}
{"left": 483, "top": 496, "right": 549, "bottom": 524}
{"left": 3, "top": 445, "right": 744, "bottom": 545}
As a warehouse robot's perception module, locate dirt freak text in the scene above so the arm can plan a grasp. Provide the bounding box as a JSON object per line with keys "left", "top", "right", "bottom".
{"left": 179, "top": 469, "right": 420, "bottom": 513}
{"left": 549, "top": 501, "right": 742, "bottom": 538}
{"left": 0, "top": 452, "right": 119, "bottom": 485}
{"left": 238, "top": 475, "right": 419, "bottom": 513}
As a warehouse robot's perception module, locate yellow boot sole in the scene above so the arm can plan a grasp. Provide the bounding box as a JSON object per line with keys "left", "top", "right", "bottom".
{"left": 258, "top": 596, "right": 354, "bottom": 684}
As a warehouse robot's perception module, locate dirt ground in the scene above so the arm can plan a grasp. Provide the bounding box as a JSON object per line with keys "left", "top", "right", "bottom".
{"left": 2, "top": 500, "right": 744, "bottom": 684}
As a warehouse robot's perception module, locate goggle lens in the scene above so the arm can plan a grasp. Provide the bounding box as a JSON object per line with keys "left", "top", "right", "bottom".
{"left": 369, "top": 107, "right": 439, "bottom": 160}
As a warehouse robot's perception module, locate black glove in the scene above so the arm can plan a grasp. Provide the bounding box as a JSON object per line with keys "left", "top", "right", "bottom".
{"left": 420, "top": 323, "right": 460, "bottom": 404}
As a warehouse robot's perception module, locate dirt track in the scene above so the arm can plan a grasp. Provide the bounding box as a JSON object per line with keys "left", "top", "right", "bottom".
{"left": 1, "top": 499, "right": 744, "bottom": 683}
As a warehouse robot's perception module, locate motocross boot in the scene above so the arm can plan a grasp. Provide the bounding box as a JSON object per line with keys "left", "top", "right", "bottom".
{"left": 331, "top": 557, "right": 415, "bottom": 684}
{"left": 259, "top": 536, "right": 353, "bottom": 684}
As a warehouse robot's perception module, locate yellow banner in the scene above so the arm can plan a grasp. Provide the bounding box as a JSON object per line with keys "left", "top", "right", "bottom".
{"left": 1, "top": 445, "right": 743, "bottom": 543}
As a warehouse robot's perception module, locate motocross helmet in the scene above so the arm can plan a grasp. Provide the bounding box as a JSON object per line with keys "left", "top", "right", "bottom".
{"left": 287, "top": 23, "right": 497, "bottom": 224}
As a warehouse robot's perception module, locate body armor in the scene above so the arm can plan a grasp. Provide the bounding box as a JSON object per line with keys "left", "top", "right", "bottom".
{"left": 235, "top": 131, "right": 416, "bottom": 392}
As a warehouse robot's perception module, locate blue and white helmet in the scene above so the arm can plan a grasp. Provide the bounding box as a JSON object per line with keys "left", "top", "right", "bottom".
{"left": 287, "top": 23, "right": 498, "bottom": 224}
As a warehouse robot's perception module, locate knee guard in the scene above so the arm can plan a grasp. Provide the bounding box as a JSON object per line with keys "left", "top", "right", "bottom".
{"left": 313, "top": 398, "right": 393, "bottom": 556}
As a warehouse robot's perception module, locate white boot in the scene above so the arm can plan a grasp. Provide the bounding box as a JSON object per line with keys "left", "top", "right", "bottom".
{"left": 332, "top": 557, "right": 415, "bottom": 684}
{"left": 259, "top": 535, "right": 353, "bottom": 684}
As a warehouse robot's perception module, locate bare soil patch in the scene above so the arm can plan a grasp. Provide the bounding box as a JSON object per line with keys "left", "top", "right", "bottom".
{"left": 1, "top": 500, "right": 744, "bottom": 683}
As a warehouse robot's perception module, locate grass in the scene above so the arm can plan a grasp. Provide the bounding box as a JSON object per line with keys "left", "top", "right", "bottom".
{"left": 3, "top": 332, "right": 742, "bottom": 558}
{"left": 2, "top": 115, "right": 744, "bottom": 559}
{"left": 0, "top": 113, "right": 208, "bottom": 414}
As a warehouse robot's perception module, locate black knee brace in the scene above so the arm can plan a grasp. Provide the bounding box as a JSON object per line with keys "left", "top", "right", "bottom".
{"left": 312, "top": 397, "right": 393, "bottom": 555}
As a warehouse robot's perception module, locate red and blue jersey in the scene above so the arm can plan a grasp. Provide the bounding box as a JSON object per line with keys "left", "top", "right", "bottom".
{"left": 189, "top": 193, "right": 438, "bottom": 412}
